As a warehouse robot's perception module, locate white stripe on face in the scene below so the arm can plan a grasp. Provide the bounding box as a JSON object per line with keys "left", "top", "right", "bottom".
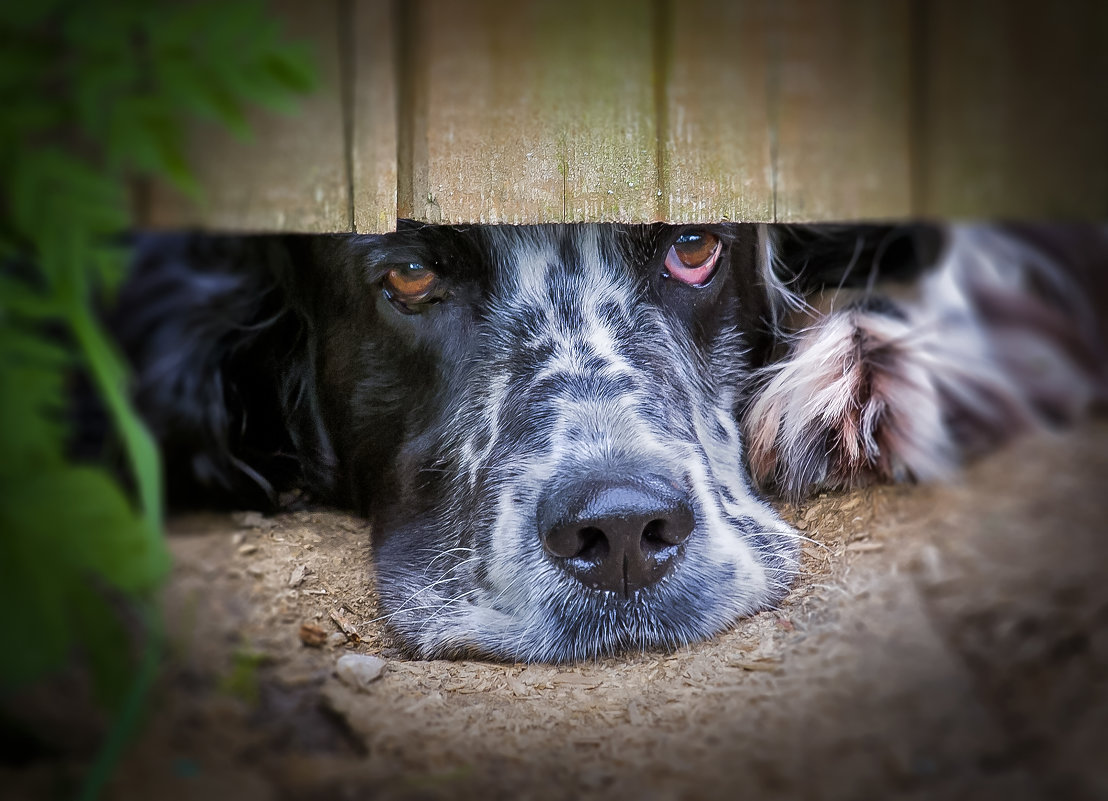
{"left": 443, "top": 226, "right": 793, "bottom": 632}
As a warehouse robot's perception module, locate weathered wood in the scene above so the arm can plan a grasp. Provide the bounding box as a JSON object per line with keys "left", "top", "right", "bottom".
{"left": 773, "top": 0, "right": 912, "bottom": 222}
{"left": 555, "top": 1, "right": 659, "bottom": 222}
{"left": 916, "top": 0, "right": 1108, "bottom": 218}
{"left": 404, "top": 0, "right": 658, "bottom": 224}
{"left": 351, "top": 0, "right": 398, "bottom": 233}
{"left": 662, "top": 0, "right": 775, "bottom": 223}
{"left": 145, "top": 0, "right": 349, "bottom": 233}
{"left": 141, "top": 0, "right": 1108, "bottom": 231}
{"left": 399, "top": 0, "right": 561, "bottom": 224}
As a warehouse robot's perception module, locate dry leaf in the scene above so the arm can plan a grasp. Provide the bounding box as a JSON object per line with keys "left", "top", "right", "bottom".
{"left": 299, "top": 623, "right": 328, "bottom": 648}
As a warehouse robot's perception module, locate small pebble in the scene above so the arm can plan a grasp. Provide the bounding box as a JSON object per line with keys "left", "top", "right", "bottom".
{"left": 336, "top": 654, "right": 387, "bottom": 691}
{"left": 237, "top": 543, "right": 258, "bottom": 556}
{"left": 288, "top": 564, "right": 308, "bottom": 587}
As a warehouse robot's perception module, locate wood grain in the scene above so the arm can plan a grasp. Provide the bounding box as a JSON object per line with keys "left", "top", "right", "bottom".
{"left": 144, "top": 0, "right": 349, "bottom": 233}
{"left": 772, "top": 0, "right": 912, "bottom": 222}
{"left": 662, "top": 0, "right": 775, "bottom": 223}
{"left": 400, "top": 0, "right": 562, "bottom": 224}
{"left": 555, "top": 1, "right": 659, "bottom": 222}
{"left": 404, "top": 0, "right": 658, "bottom": 224}
{"left": 916, "top": 0, "right": 1108, "bottom": 218}
{"left": 351, "top": 0, "right": 398, "bottom": 233}
{"left": 141, "top": 0, "right": 1108, "bottom": 231}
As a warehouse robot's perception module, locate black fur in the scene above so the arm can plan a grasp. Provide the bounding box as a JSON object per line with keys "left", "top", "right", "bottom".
{"left": 112, "top": 222, "right": 1104, "bottom": 660}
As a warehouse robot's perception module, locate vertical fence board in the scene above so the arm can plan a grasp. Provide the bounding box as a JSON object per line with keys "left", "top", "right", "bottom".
{"left": 663, "top": 1, "right": 775, "bottom": 223}
{"left": 556, "top": 1, "right": 658, "bottom": 222}
{"left": 917, "top": 0, "right": 1108, "bottom": 218}
{"left": 144, "top": 0, "right": 349, "bottom": 232}
{"left": 773, "top": 0, "right": 912, "bottom": 222}
{"left": 351, "top": 0, "right": 397, "bottom": 233}
{"left": 139, "top": 0, "right": 1108, "bottom": 231}
{"left": 403, "top": 0, "right": 562, "bottom": 224}
{"left": 406, "top": 0, "right": 657, "bottom": 224}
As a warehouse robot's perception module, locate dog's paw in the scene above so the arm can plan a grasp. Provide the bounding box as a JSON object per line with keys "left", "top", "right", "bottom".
{"left": 743, "top": 306, "right": 960, "bottom": 499}
{"left": 746, "top": 225, "right": 1108, "bottom": 501}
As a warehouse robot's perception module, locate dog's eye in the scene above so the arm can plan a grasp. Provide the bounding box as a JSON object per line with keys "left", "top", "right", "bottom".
{"left": 381, "top": 263, "right": 444, "bottom": 313}
{"left": 664, "top": 231, "right": 722, "bottom": 287}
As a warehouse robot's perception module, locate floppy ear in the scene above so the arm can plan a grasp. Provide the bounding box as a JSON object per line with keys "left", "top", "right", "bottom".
{"left": 113, "top": 233, "right": 337, "bottom": 509}
{"left": 767, "top": 223, "right": 944, "bottom": 296}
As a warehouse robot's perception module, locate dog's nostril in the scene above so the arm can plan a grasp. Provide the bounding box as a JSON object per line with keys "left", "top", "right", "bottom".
{"left": 537, "top": 477, "right": 695, "bottom": 596}
{"left": 576, "top": 526, "right": 608, "bottom": 561}
{"left": 543, "top": 524, "right": 607, "bottom": 560}
{"left": 551, "top": 525, "right": 608, "bottom": 561}
{"left": 641, "top": 517, "right": 688, "bottom": 548}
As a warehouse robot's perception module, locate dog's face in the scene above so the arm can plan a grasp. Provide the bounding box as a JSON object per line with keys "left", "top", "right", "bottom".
{"left": 124, "top": 221, "right": 1103, "bottom": 662}
{"left": 311, "top": 224, "right": 800, "bottom": 660}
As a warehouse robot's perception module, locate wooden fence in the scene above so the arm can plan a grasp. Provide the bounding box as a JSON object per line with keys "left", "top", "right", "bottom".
{"left": 141, "top": 0, "right": 1108, "bottom": 233}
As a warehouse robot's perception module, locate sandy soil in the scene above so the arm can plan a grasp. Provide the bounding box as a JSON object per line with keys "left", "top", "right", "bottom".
{"left": 9, "top": 424, "right": 1108, "bottom": 801}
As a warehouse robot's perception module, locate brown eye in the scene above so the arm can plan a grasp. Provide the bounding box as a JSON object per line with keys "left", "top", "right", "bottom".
{"left": 382, "top": 263, "right": 442, "bottom": 311}
{"left": 665, "top": 231, "right": 722, "bottom": 286}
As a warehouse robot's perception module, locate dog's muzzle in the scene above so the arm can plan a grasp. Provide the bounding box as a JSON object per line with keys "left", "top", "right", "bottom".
{"left": 536, "top": 474, "right": 695, "bottom": 597}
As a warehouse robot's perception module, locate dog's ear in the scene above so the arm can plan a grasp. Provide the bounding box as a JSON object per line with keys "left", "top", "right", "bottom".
{"left": 769, "top": 223, "right": 944, "bottom": 293}
{"left": 113, "top": 233, "right": 337, "bottom": 509}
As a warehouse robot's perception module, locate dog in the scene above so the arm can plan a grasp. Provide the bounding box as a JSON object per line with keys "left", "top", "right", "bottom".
{"left": 114, "top": 222, "right": 1106, "bottom": 661}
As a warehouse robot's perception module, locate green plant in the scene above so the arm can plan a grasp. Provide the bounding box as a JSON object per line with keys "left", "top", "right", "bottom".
{"left": 0, "top": 1, "right": 315, "bottom": 796}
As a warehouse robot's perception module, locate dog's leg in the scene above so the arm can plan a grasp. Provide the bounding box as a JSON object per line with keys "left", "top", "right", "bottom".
{"left": 744, "top": 225, "right": 1107, "bottom": 499}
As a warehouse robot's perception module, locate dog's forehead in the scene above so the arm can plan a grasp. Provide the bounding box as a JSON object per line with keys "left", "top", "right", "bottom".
{"left": 479, "top": 224, "right": 658, "bottom": 281}
{"left": 373, "top": 223, "right": 662, "bottom": 296}
{"left": 476, "top": 225, "right": 657, "bottom": 307}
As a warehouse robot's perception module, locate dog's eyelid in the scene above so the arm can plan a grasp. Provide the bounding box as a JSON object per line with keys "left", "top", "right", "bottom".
{"left": 379, "top": 261, "right": 449, "bottom": 313}
{"left": 663, "top": 231, "right": 723, "bottom": 287}
{"left": 385, "top": 263, "right": 436, "bottom": 293}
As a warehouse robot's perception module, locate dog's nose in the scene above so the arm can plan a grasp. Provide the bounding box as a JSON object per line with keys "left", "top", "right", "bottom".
{"left": 537, "top": 477, "right": 694, "bottom": 596}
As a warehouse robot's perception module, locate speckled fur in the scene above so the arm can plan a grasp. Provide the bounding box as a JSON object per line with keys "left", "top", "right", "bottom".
{"left": 120, "top": 223, "right": 1106, "bottom": 661}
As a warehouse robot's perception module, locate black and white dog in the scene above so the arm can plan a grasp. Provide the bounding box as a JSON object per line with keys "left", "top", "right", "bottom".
{"left": 116, "top": 223, "right": 1106, "bottom": 661}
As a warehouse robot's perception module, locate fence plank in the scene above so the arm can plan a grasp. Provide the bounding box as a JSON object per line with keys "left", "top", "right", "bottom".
{"left": 557, "top": 1, "right": 659, "bottom": 223}
{"left": 144, "top": 0, "right": 349, "bottom": 233}
{"left": 773, "top": 0, "right": 912, "bottom": 222}
{"left": 140, "top": 0, "right": 1108, "bottom": 231}
{"left": 400, "top": 0, "right": 561, "bottom": 224}
{"left": 405, "top": 0, "right": 658, "bottom": 224}
{"left": 662, "top": 1, "right": 775, "bottom": 223}
{"left": 917, "top": 0, "right": 1108, "bottom": 218}
{"left": 351, "top": 0, "right": 397, "bottom": 234}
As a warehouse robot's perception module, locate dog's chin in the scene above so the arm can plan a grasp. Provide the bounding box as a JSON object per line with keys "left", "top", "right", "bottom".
{"left": 374, "top": 520, "right": 799, "bottom": 662}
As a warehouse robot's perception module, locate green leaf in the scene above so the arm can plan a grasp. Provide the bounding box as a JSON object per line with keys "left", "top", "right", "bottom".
{"left": 156, "top": 59, "right": 250, "bottom": 136}
{"left": 70, "top": 583, "right": 137, "bottom": 710}
{"left": 69, "top": 310, "right": 164, "bottom": 530}
{"left": 0, "top": 505, "right": 73, "bottom": 687}
{"left": 88, "top": 242, "right": 130, "bottom": 299}
{"left": 0, "top": 0, "right": 66, "bottom": 30}
{"left": 7, "top": 150, "right": 129, "bottom": 248}
{"left": 0, "top": 275, "right": 65, "bottom": 319}
{"left": 0, "top": 1, "right": 320, "bottom": 791}
{"left": 105, "top": 98, "right": 198, "bottom": 196}
{"left": 0, "top": 465, "right": 169, "bottom": 693}
{"left": 1, "top": 468, "right": 169, "bottom": 595}
{"left": 0, "top": 325, "right": 71, "bottom": 470}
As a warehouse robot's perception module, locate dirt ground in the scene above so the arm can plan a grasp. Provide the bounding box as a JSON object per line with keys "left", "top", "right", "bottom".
{"left": 10, "top": 423, "right": 1108, "bottom": 801}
